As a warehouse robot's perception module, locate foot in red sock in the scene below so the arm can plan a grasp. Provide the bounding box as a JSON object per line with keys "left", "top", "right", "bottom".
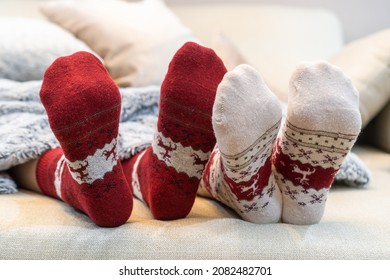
{"left": 37, "top": 51, "right": 133, "bottom": 227}
{"left": 122, "top": 42, "right": 227, "bottom": 220}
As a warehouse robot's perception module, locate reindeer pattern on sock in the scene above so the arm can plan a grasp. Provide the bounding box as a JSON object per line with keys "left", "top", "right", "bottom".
{"left": 156, "top": 135, "right": 177, "bottom": 163}
{"left": 200, "top": 123, "right": 281, "bottom": 218}
{"left": 152, "top": 131, "right": 210, "bottom": 179}
{"left": 66, "top": 138, "right": 119, "bottom": 185}
{"left": 272, "top": 120, "right": 356, "bottom": 208}
{"left": 291, "top": 164, "right": 316, "bottom": 185}
{"left": 191, "top": 153, "right": 208, "bottom": 175}
{"left": 69, "top": 161, "right": 90, "bottom": 182}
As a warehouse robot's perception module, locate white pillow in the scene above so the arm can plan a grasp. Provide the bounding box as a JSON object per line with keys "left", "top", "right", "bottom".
{"left": 329, "top": 28, "right": 390, "bottom": 127}
{"left": 210, "top": 31, "right": 248, "bottom": 71}
{"left": 40, "top": 0, "right": 197, "bottom": 87}
{"left": 0, "top": 17, "right": 95, "bottom": 81}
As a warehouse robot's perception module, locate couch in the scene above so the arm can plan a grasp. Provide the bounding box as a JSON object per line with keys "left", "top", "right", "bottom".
{"left": 0, "top": 0, "right": 389, "bottom": 260}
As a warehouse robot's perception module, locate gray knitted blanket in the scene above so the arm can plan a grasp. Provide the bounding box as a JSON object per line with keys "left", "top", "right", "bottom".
{"left": 0, "top": 79, "right": 370, "bottom": 194}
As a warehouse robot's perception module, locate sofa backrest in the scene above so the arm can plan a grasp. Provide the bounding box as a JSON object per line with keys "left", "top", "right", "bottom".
{"left": 169, "top": 2, "right": 344, "bottom": 101}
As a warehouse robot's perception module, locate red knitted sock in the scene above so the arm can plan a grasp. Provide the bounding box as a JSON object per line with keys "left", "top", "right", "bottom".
{"left": 122, "top": 42, "right": 227, "bottom": 220}
{"left": 36, "top": 51, "right": 133, "bottom": 227}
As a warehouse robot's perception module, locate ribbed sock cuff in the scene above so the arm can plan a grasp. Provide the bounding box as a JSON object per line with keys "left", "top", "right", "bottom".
{"left": 35, "top": 148, "right": 63, "bottom": 199}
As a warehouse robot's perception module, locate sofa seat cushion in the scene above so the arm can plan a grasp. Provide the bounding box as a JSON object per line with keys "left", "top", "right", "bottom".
{"left": 1, "top": 147, "right": 389, "bottom": 259}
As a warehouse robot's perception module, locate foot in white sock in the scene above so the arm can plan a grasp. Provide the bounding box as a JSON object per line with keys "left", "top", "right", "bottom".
{"left": 272, "top": 61, "right": 361, "bottom": 225}
{"left": 200, "top": 64, "right": 283, "bottom": 224}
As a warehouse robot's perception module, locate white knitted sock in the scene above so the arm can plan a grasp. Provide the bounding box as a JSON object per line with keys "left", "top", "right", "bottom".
{"left": 200, "top": 64, "right": 283, "bottom": 224}
{"left": 272, "top": 61, "right": 361, "bottom": 225}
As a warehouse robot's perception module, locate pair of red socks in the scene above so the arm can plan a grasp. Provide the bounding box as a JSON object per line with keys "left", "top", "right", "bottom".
{"left": 36, "top": 42, "right": 227, "bottom": 226}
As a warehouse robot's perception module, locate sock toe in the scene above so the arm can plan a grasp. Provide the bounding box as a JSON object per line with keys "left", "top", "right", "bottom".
{"left": 213, "top": 64, "right": 282, "bottom": 156}
{"left": 160, "top": 42, "right": 227, "bottom": 151}
{"left": 162, "top": 41, "right": 227, "bottom": 120}
{"left": 288, "top": 61, "right": 361, "bottom": 135}
{"left": 40, "top": 51, "right": 121, "bottom": 160}
{"left": 40, "top": 51, "right": 110, "bottom": 111}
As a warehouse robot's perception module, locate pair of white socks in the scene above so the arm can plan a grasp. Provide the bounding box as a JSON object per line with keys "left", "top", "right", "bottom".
{"left": 199, "top": 62, "right": 361, "bottom": 225}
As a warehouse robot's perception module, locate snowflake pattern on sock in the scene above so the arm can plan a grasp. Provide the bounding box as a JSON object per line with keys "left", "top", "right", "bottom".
{"left": 201, "top": 120, "right": 282, "bottom": 223}
{"left": 273, "top": 120, "right": 358, "bottom": 209}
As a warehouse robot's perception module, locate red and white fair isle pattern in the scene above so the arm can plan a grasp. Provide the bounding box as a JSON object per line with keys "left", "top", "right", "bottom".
{"left": 53, "top": 137, "right": 120, "bottom": 199}
{"left": 272, "top": 121, "right": 357, "bottom": 208}
{"left": 152, "top": 131, "right": 210, "bottom": 180}
{"left": 122, "top": 42, "right": 227, "bottom": 220}
{"left": 37, "top": 51, "right": 133, "bottom": 227}
{"left": 200, "top": 120, "right": 282, "bottom": 222}
{"left": 131, "top": 131, "right": 211, "bottom": 203}
{"left": 66, "top": 137, "right": 119, "bottom": 185}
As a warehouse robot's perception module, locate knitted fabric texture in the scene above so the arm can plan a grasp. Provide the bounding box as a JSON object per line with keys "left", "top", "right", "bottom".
{"left": 122, "top": 42, "right": 227, "bottom": 220}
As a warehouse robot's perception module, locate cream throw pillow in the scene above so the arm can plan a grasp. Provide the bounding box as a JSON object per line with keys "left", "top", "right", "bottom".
{"left": 40, "top": 0, "right": 197, "bottom": 87}
{"left": 329, "top": 28, "right": 390, "bottom": 127}
{"left": 210, "top": 31, "right": 248, "bottom": 71}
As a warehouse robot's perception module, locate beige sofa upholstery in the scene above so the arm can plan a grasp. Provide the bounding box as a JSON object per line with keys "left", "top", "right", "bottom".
{"left": 1, "top": 0, "right": 389, "bottom": 259}
{"left": 1, "top": 146, "right": 390, "bottom": 259}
